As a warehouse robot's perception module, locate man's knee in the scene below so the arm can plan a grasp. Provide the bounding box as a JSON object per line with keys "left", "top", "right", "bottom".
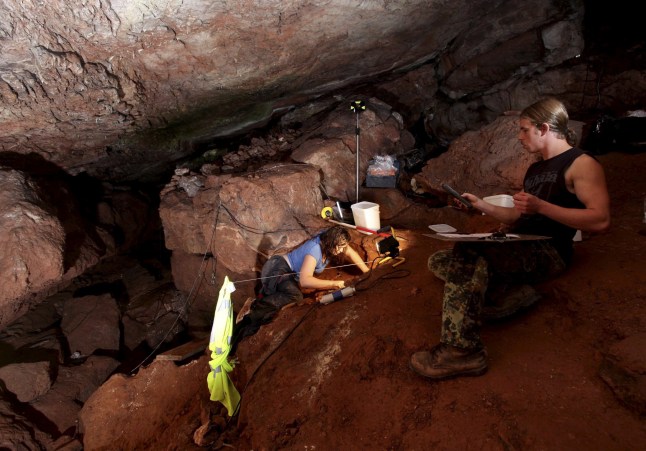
{"left": 428, "top": 249, "right": 453, "bottom": 281}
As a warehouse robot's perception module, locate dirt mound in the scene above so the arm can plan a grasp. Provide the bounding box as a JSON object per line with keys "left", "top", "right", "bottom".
{"left": 229, "top": 151, "right": 646, "bottom": 449}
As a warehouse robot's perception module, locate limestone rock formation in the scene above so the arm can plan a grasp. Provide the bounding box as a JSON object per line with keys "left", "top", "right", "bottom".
{"left": 3, "top": 0, "right": 645, "bottom": 330}
{"left": 414, "top": 114, "right": 541, "bottom": 198}
{"left": 78, "top": 357, "right": 207, "bottom": 450}
{"left": 0, "top": 166, "right": 159, "bottom": 329}
{"left": 0, "top": 361, "right": 52, "bottom": 403}
{"left": 159, "top": 163, "right": 327, "bottom": 314}
{"left": 0, "top": 168, "right": 66, "bottom": 326}
{"left": 61, "top": 294, "right": 121, "bottom": 356}
{"left": 1, "top": 0, "right": 587, "bottom": 182}
{"left": 599, "top": 334, "right": 646, "bottom": 416}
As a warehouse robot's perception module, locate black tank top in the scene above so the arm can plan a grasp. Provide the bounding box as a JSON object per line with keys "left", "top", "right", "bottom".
{"left": 511, "top": 147, "right": 586, "bottom": 263}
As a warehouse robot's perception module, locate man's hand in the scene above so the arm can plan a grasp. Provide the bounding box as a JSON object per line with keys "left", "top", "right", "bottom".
{"left": 465, "top": 192, "right": 521, "bottom": 225}
{"left": 513, "top": 191, "right": 542, "bottom": 215}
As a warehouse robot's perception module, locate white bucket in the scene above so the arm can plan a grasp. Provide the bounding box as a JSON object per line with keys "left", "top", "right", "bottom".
{"left": 351, "top": 201, "right": 380, "bottom": 232}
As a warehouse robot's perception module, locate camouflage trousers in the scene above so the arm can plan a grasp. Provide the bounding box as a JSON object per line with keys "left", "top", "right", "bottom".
{"left": 428, "top": 240, "right": 566, "bottom": 350}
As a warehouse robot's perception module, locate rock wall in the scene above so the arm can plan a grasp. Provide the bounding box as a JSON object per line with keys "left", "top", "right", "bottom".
{"left": 0, "top": 0, "right": 588, "bottom": 182}
{"left": 0, "top": 166, "right": 157, "bottom": 330}
{"left": 158, "top": 99, "right": 541, "bottom": 315}
{"left": 0, "top": 169, "right": 66, "bottom": 321}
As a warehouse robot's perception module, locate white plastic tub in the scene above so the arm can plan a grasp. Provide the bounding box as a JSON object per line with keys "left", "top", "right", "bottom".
{"left": 351, "top": 201, "right": 380, "bottom": 231}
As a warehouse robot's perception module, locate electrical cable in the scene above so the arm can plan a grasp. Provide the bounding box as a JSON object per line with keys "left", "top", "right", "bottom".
{"left": 129, "top": 201, "right": 224, "bottom": 374}
{"left": 200, "top": 250, "right": 412, "bottom": 439}
{"left": 127, "top": 196, "right": 370, "bottom": 373}
{"left": 129, "top": 189, "right": 332, "bottom": 373}
{"left": 226, "top": 255, "right": 411, "bottom": 428}
{"left": 129, "top": 210, "right": 402, "bottom": 374}
{"left": 353, "top": 256, "right": 411, "bottom": 292}
{"left": 228, "top": 300, "right": 318, "bottom": 426}
{"left": 128, "top": 176, "right": 408, "bottom": 373}
{"left": 230, "top": 259, "right": 376, "bottom": 285}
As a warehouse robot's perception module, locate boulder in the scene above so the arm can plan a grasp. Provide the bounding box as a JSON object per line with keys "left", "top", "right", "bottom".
{"left": 123, "top": 283, "right": 188, "bottom": 349}
{"left": 61, "top": 294, "right": 120, "bottom": 356}
{"left": 599, "top": 334, "right": 646, "bottom": 416}
{"left": 0, "top": 169, "right": 66, "bottom": 328}
{"left": 79, "top": 358, "right": 207, "bottom": 450}
{"left": 291, "top": 98, "right": 414, "bottom": 202}
{"left": 161, "top": 164, "right": 326, "bottom": 268}
{"left": 0, "top": 361, "right": 52, "bottom": 403}
{"left": 414, "top": 114, "right": 540, "bottom": 199}
{"left": 0, "top": 399, "right": 53, "bottom": 449}
{"left": 29, "top": 390, "right": 82, "bottom": 437}
{"left": 51, "top": 356, "right": 121, "bottom": 403}
{"left": 0, "top": 0, "right": 587, "bottom": 182}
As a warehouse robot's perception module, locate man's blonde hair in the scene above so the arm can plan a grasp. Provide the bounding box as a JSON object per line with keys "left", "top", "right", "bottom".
{"left": 521, "top": 98, "right": 577, "bottom": 146}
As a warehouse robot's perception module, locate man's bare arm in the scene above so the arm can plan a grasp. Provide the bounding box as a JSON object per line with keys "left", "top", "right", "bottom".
{"left": 514, "top": 155, "right": 610, "bottom": 232}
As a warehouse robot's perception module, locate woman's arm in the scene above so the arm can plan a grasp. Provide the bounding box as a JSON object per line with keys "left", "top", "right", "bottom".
{"left": 343, "top": 245, "right": 370, "bottom": 273}
{"left": 299, "top": 254, "right": 345, "bottom": 290}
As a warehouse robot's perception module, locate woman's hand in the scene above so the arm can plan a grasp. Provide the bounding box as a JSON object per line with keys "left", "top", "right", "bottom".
{"left": 299, "top": 255, "right": 347, "bottom": 290}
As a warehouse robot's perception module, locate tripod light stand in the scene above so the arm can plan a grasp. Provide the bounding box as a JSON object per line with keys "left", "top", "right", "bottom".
{"left": 350, "top": 100, "right": 366, "bottom": 204}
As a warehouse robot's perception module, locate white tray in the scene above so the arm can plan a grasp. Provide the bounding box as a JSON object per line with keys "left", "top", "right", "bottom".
{"left": 428, "top": 224, "right": 457, "bottom": 233}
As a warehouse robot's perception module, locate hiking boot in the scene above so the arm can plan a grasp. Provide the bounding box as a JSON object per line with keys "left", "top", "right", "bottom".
{"left": 235, "top": 297, "right": 255, "bottom": 324}
{"left": 483, "top": 284, "right": 541, "bottom": 321}
{"left": 409, "top": 343, "right": 488, "bottom": 379}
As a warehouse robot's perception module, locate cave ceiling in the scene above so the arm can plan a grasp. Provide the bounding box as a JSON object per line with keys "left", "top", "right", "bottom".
{"left": 0, "top": 0, "right": 608, "bottom": 183}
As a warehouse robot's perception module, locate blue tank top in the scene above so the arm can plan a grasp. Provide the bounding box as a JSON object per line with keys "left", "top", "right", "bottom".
{"left": 512, "top": 147, "right": 587, "bottom": 263}
{"left": 286, "top": 235, "right": 326, "bottom": 280}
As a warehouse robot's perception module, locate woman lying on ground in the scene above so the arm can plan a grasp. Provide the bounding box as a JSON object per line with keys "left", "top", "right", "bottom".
{"left": 232, "top": 225, "right": 369, "bottom": 348}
